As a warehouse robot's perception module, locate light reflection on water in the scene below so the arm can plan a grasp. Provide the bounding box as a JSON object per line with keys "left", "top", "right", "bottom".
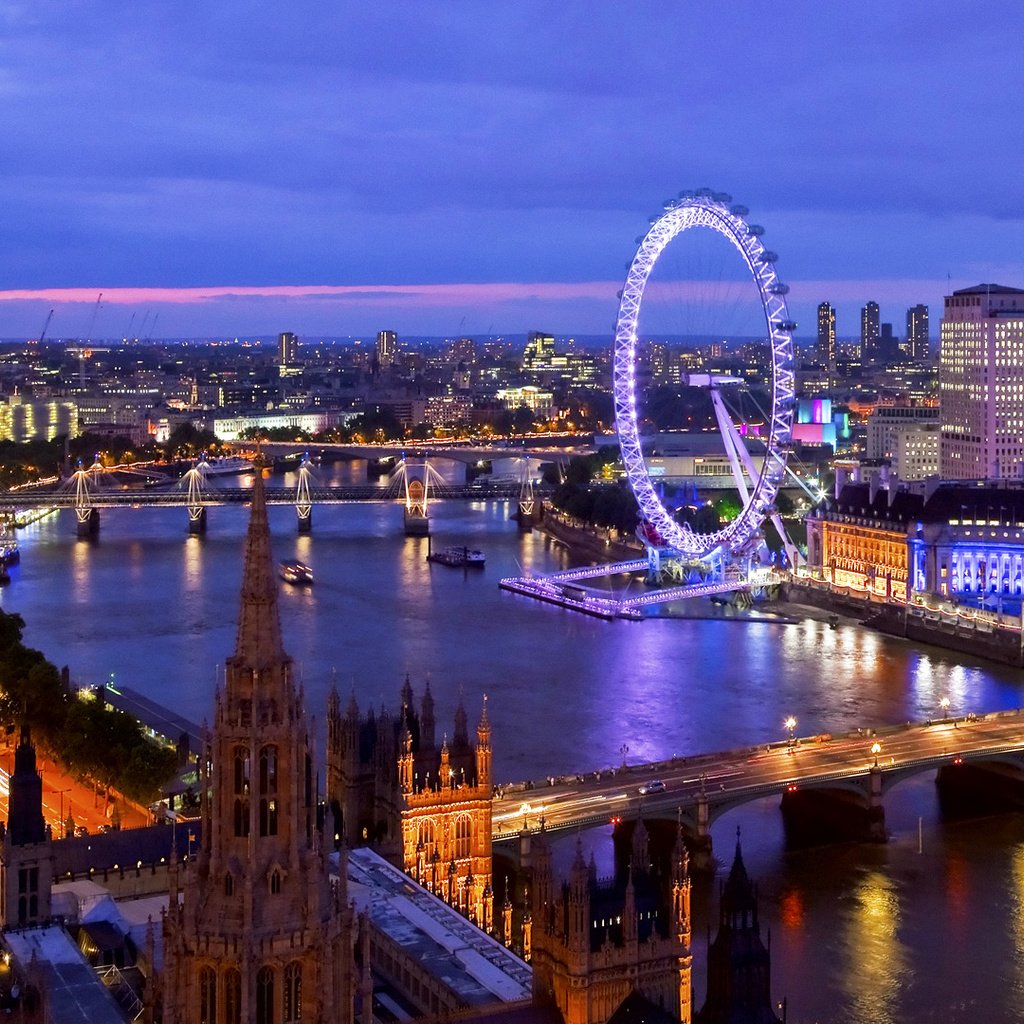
{"left": 5, "top": 490, "right": 1024, "bottom": 1021}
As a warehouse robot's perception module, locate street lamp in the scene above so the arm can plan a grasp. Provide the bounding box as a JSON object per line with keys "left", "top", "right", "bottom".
{"left": 940, "top": 696, "right": 950, "bottom": 719}
{"left": 785, "top": 717, "right": 797, "bottom": 747}
{"left": 619, "top": 744, "right": 629, "bottom": 768}
{"left": 871, "top": 741, "right": 881, "bottom": 768}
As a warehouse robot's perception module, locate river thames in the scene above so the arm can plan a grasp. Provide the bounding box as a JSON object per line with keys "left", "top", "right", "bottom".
{"left": 2, "top": 470, "right": 1023, "bottom": 1023}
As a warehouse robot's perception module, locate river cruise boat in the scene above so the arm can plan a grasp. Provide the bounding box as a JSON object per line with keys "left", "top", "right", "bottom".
{"left": 279, "top": 559, "right": 314, "bottom": 585}
{"left": 426, "top": 545, "right": 485, "bottom": 568}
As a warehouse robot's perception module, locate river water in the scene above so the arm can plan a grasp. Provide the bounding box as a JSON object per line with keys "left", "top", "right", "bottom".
{"left": 2, "top": 465, "right": 1023, "bottom": 1023}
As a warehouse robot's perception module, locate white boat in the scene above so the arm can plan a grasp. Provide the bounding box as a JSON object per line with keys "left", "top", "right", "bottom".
{"left": 427, "top": 545, "right": 485, "bottom": 568}
{"left": 279, "top": 560, "right": 314, "bottom": 585}
{"left": 201, "top": 456, "right": 255, "bottom": 477}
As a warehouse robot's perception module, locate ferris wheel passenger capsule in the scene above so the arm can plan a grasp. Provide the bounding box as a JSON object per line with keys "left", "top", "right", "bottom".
{"left": 713, "top": 192, "right": 733, "bottom": 203}
{"left": 757, "top": 251, "right": 778, "bottom": 263}
{"left": 678, "top": 189, "right": 696, "bottom": 199}
{"left": 730, "top": 204, "right": 749, "bottom": 216}
{"left": 769, "top": 282, "right": 790, "bottom": 296}
{"left": 774, "top": 319, "right": 799, "bottom": 332}
{"left": 746, "top": 224, "right": 765, "bottom": 236}
{"left": 696, "top": 187, "right": 714, "bottom": 197}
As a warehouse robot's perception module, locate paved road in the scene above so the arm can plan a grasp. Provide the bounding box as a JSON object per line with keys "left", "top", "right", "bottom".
{"left": 492, "top": 710, "right": 1024, "bottom": 840}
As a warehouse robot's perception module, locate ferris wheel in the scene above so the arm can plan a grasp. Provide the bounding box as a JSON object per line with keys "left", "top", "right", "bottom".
{"left": 612, "top": 189, "right": 798, "bottom": 563}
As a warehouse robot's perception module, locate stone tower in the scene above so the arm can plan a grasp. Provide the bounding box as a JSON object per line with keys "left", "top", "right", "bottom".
{"left": 161, "top": 468, "right": 355, "bottom": 1024}
{"left": 695, "top": 833, "right": 782, "bottom": 1024}
{"left": 530, "top": 817, "right": 692, "bottom": 1024}
{"left": 327, "top": 682, "right": 494, "bottom": 929}
{"left": 0, "top": 725, "right": 53, "bottom": 928}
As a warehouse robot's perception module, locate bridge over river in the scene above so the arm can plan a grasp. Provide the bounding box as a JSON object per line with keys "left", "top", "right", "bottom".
{"left": 492, "top": 709, "right": 1024, "bottom": 862}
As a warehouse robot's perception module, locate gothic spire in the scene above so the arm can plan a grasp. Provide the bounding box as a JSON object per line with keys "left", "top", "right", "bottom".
{"left": 232, "top": 464, "right": 286, "bottom": 671}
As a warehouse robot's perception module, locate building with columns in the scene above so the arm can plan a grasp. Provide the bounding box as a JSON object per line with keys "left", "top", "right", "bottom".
{"left": 159, "top": 468, "right": 356, "bottom": 1024}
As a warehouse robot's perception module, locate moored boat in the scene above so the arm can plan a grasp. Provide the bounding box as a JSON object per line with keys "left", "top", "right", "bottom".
{"left": 426, "top": 545, "right": 485, "bottom": 568}
{"left": 279, "top": 559, "right": 314, "bottom": 585}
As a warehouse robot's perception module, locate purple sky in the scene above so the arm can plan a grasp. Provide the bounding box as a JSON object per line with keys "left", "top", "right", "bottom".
{"left": 2, "top": 3, "right": 1023, "bottom": 340}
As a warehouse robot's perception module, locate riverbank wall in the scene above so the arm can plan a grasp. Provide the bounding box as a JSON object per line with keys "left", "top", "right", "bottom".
{"left": 785, "top": 580, "right": 1024, "bottom": 669}
{"left": 538, "top": 506, "right": 645, "bottom": 563}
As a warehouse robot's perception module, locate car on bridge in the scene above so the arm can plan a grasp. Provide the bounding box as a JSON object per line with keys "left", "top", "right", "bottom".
{"left": 639, "top": 779, "right": 665, "bottom": 795}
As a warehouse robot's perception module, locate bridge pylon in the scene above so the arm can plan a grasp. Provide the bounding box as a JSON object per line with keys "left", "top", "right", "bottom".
{"left": 185, "top": 460, "right": 210, "bottom": 534}
{"left": 71, "top": 461, "right": 99, "bottom": 538}
{"left": 401, "top": 457, "right": 430, "bottom": 536}
{"left": 296, "top": 453, "right": 314, "bottom": 533}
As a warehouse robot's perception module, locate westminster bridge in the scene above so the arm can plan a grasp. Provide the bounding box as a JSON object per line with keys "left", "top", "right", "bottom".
{"left": 491, "top": 708, "right": 1024, "bottom": 863}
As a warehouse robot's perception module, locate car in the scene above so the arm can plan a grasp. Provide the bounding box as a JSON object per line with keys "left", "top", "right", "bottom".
{"left": 639, "top": 779, "right": 665, "bottom": 795}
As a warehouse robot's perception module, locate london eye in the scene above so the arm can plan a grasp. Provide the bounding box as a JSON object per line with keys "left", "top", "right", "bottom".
{"left": 612, "top": 190, "right": 797, "bottom": 564}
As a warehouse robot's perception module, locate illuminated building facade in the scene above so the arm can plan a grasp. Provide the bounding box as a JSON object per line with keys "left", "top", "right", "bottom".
{"left": 866, "top": 406, "right": 940, "bottom": 461}
{"left": 0, "top": 396, "right": 79, "bottom": 442}
{"left": 891, "top": 422, "right": 940, "bottom": 481}
{"left": 376, "top": 330, "right": 398, "bottom": 368}
{"left": 161, "top": 470, "right": 355, "bottom": 1024}
{"left": 327, "top": 682, "right": 494, "bottom": 931}
{"left": 278, "top": 331, "right": 298, "bottom": 366}
{"left": 939, "top": 284, "right": 1024, "bottom": 479}
{"left": 817, "top": 302, "right": 836, "bottom": 365}
{"left": 911, "top": 484, "right": 1024, "bottom": 602}
{"left": 906, "top": 304, "right": 929, "bottom": 361}
{"left": 805, "top": 482, "right": 921, "bottom": 600}
{"left": 496, "top": 386, "right": 554, "bottom": 416}
{"left": 531, "top": 819, "right": 692, "bottom": 1024}
{"left": 860, "top": 301, "right": 880, "bottom": 361}
{"left": 522, "top": 331, "right": 569, "bottom": 377}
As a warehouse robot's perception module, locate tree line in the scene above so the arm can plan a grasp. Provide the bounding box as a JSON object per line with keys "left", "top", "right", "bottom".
{"left": 0, "top": 609, "right": 178, "bottom": 808}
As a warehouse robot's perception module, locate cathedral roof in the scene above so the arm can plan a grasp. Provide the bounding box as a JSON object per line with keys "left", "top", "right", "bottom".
{"left": 231, "top": 465, "right": 287, "bottom": 672}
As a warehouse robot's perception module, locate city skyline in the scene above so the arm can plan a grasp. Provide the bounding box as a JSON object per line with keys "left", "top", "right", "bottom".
{"left": 2, "top": 3, "right": 1023, "bottom": 337}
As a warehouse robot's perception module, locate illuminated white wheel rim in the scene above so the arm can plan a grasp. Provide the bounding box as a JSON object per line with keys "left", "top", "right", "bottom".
{"left": 612, "top": 191, "right": 795, "bottom": 558}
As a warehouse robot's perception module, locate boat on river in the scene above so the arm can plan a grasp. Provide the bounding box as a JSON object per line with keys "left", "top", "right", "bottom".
{"left": 427, "top": 545, "right": 485, "bottom": 568}
{"left": 279, "top": 560, "right": 314, "bottom": 585}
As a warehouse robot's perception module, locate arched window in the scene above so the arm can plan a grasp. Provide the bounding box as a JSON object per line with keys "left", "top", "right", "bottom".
{"left": 234, "top": 747, "right": 251, "bottom": 795}
{"left": 234, "top": 747, "right": 251, "bottom": 838}
{"left": 284, "top": 962, "right": 302, "bottom": 1023}
{"left": 224, "top": 969, "right": 241, "bottom": 1024}
{"left": 270, "top": 869, "right": 282, "bottom": 895}
{"left": 199, "top": 967, "right": 217, "bottom": 1024}
{"left": 260, "top": 746, "right": 279, "bottom": 837}
{"left": 256, "top": 966, "right": 275, "bottom": 1024}
{"left": 224, "top": 872, "right": 234, "bottom": 897}
{"left": 455, "top": 815, "right": 472, "bottom": 859}
{"left": 418, "top": 820, "right": 436, "bottom": 860}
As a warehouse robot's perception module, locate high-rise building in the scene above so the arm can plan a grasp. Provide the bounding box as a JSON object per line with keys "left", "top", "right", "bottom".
{"left": 940, "top": 284, "right": 1024, "bottom": 479}
{"left": 376, "top": 329, "right": 397, "bottom": 368}
{"left": 860, "top": 301, "right": 880, "bottom": 360}
{"left": 816, "top": 302, "right": 836, "bottom": 365}
{"left": 278, "top": 331, "right": 298, "bottom": 365}
{"left": 906, "top": 304, "right": 930, "bottom": 361}
{"left": 161, "top": 469, "right": 356, "bottom": 1024}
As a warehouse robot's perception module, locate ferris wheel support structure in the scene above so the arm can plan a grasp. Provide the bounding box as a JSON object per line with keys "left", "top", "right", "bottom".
{"left": 612, "top": 190, "right": 801, "bottom": 566}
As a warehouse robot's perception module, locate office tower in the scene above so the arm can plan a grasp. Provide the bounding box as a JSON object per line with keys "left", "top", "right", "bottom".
{"left": 817, "top": 302, "right": 836, "bottom": 365}
{"left": 906, "top": 304, "right": 930, "bottom": 360}
{"left": 939, "top": 284, "right": 1024, "bottom": 479}
{"left": 377, "top": 329, "right": 398, "bottom": 368}
{"left": 880, "top": 322, "right": 897, "bottom": 361}
{"left": 860, "top": 301, "right": 880, "bottom": 360}
{"left": 278, "top": 331, "right": 298, "bottom": 365}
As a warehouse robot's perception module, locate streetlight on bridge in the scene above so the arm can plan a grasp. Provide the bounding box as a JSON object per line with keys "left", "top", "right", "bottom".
{"left": 784, "top": 716, "right": 797, "bottom": 748}
{"left": 619, "top": 744, "right": 629, "bottom": 768}
{"left": 940, "top": 696, "right": 951, "bottom": 719}
{"left": 871, "top": 741, "right": 882, "bottom": 768}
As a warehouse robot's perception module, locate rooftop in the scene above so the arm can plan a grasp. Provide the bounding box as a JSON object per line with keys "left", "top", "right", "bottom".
{"left": 345, "top": 847, "right": 532, "bottom": 1008}
{"left": 951, "top": 283, "right": 1024, "bottom": 296}
{"left": 3, "top": 925, "right": 125, "bottom": 1024}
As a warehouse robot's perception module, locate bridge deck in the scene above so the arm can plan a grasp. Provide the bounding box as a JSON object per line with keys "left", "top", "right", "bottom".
{"left": 491, "top": 709, "right": 1024, "bottom": 839}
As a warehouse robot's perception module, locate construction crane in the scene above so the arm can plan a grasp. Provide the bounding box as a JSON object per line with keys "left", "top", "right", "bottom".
{"left": 34, "top": 308, "right": 54, "bottom": 345}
